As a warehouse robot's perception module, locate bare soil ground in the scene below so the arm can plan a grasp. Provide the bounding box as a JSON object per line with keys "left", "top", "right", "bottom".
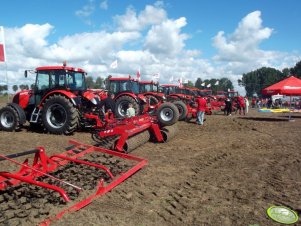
{"left": 0, "top": 96, "right": 300, "bottom": 226}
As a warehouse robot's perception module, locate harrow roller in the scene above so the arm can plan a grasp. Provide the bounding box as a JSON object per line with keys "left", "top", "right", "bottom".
{"left": 121, "top": 130, "right": 151, "bottom": 153}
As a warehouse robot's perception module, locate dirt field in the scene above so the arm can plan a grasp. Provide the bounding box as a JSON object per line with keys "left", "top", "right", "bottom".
{"left": 0, "top": 98, "right": 300, "bottom": 225}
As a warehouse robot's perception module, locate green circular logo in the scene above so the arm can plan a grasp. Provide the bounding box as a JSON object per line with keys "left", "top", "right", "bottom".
{"left": 267, "top": 206, "right": 299, "bottom": 224}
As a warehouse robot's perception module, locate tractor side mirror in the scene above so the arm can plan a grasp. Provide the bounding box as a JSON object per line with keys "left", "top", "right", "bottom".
{"left": 24, "top": 70, "right": 28, "bottom": 78}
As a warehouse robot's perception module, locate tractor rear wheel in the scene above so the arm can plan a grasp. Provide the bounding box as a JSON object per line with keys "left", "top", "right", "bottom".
{"left": 157, "top": 102, "right": 179, "bottom": 126}
{"left": 173, "top": 101, "right": 188, "bottom": 121}
{"left": 42, "top": 95, "right": 79, "bottom": 135}
{"left": 115, "top": 95, "right": 139, "bottom": 118}
{"left": 0, "top": 106, "right": 21, "bottom": 131}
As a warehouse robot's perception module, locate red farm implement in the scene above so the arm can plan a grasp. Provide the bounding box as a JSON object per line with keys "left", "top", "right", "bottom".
{"left": 0, "top": 140, "right": 147, "bottom": 225}
{"left": 86, "top": 106, "right": 178, "bottom": 153}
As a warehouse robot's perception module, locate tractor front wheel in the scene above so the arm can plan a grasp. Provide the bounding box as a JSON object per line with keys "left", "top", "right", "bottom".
{"left": 115, "top": 96, "right": 139, "bottom": 118}
{"left": 42, "top": 95, "right": 79, "bottom": 135}
{"left": 157, "top": 102, "right": 179, "bottom": 126}
{"left": 0, "top": 106, "right": 21, "bottom": 131}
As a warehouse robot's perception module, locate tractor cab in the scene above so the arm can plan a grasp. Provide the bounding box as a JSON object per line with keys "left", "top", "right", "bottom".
{"left": 139, "top": 81, "right": 160, "bottom": 93}
{"left": 106, "top": 76, "right": 140, "bottom": 95}
{"left": 106, "top": 76, "right": 147, "bottom": 117}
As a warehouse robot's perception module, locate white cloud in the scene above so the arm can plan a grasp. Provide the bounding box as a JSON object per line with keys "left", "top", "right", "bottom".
{"left": 114, "top": 3, "right": 167, "bottom": 31}
{"left": 212, "top": 11, "right": 275, "bottom": 64}
{"left": 100, "top": 0, "right": 108, "bottom": 10}
{"left": 1, "top": 6, "right": 300, "bottom": 96}
{"left": 75, "top": 0, "right": 95, "bottom": 17}
{"left": 144, "top": 17, "right": 189, "bottom": 57}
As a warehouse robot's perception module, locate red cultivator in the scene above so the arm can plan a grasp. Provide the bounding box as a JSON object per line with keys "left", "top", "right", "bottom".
{"left": 0, "top": 140, "right": 147, "bottom": 226}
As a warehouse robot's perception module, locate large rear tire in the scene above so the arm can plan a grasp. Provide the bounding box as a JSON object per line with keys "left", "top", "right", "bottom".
{"left": 42, "top": 95, "right": 79, "bottom": 135}
{"left": 115, "top": 95, "right": 139, "bottom": 118}
{"left": 0, "top": 106, "right": 21, "bottom": 131}
{"left": 173, "top": 101, "right": 188, "bottom": 121}
{"left": 157, "top": 102, "right": 179, "bottom": 126}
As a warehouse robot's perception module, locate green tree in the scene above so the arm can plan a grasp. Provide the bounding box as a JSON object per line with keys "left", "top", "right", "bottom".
{"left": 290, "top": 60, "right": 301, "bottom": 78}
{"left": 85, "top": 76, "right": 95, "bottom": 89}
{"left": 12, "top": 85, "right": 18, "bottom": 92}
{"left": 219, "top": 78, "right": 234, "bottom": 92}
{"left": 183, "top": 80, "right": 194, "bottom": 88}
{"left": 195, "top": 78, "right": 203, "bottom": 89}
{"left": 239, "top": 67, "right": 284, "bottom": 97}
{"left": 94, "top": 77, "right": 104, "bottom": 89}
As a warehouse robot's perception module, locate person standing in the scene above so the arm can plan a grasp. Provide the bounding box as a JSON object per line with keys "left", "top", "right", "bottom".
{"left": 99, "top": 92, "right": 116, "bottom": 113}
{"left": 126, "top": 103, "right": 136, "bottom": 117}
{"left": 238, "top": 96, "right": 246, "bottom": 115}
{"left": 224, "top": 97, "right": 232, "bottom": 116}
{"left": 244, "top": 96, "right": 249, "bottom": 114}
{"left": 196, "top": 95, "right": 207, "bottom": 125}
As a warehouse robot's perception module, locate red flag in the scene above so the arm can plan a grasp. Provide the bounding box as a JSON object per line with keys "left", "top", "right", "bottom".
{"left": 136, "top": 67, "right": 141, "bottom": 80}
{"left": 0, "top": 26, "right": 5, "bottom": 62}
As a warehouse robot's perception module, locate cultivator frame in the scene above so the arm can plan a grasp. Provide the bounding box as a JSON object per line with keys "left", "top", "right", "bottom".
{"left": 94, "top": 114, "right": 164, "bottom": 152}
{"left": 0, "top": 139, "right": 147, "bottom": 225}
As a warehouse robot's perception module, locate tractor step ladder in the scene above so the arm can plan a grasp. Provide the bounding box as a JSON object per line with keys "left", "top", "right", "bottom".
{"left": 30, "top": 107, "right": 41, "bottom": 123}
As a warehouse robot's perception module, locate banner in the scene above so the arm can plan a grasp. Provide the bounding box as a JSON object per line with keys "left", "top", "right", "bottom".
{"left": 207, "top": 84, "right": 211, "bottom": 88}
{"left": 153, "top": 73, "right": 160, "bottom": 80}
{"left": 215, "top": 80, "right": 219, "bottom": 85}
{"left": 110, "top": 60, "right": 118, "bottom": 69}
{"left": 201, "top": 82, "right": 205, "bottom": 86}
{"left": 178, "top": 78, "right": 182, "bottom": 87}
{"left": 0, "top": 26, "right": 6, "bottom": 62}
{"left": 136, "top": 67, "right": 141, "bottom": 80}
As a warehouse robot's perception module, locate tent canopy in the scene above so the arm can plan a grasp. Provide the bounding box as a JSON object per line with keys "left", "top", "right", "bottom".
{"left": 262, "top": 76, "right": 301, "bottom": 96}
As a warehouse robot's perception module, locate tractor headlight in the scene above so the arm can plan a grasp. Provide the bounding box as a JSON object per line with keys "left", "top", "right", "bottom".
{"left": 90, "top": 98, "right": 98, "bottom": 105}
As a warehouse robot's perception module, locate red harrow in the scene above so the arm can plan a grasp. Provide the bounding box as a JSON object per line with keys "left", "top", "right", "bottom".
{"left": 0, "top": 140, "right": 147, "bottom": 225}
{"left": 87, "top": 111, "right": 178, "bottom": 153}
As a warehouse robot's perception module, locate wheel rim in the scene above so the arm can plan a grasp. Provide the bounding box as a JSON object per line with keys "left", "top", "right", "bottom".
{"left": 160, "top": 108, "right": 174, "bottom": 122}
{"left": 118, "top": 101, "right": 129, "bottom": 117}
{"left": 46, "top": 103, "right": 67, "bottom": 129}
{"left": 0, "top": 111, "right": 14, "bottom": 128}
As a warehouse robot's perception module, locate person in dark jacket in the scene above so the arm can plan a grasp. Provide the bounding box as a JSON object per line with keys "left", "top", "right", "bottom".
{"left": 224, "top": 97, "right": 232, "bottom": 116}
{"left": 99, "top": 93, "right": 116, "bottom": 113}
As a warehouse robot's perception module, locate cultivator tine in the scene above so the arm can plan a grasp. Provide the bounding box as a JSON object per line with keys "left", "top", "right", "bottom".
{"left": 0, "top": 153, "right": 83, "bottom": 192}
{"left": 0, "top": 140, "right": 148, "bottom": 226}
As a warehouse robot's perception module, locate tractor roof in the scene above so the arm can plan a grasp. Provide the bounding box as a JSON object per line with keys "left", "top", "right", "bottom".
{"left": 139, "top": 81, "right": 159, "bottom": 85}
{"left": 36, "top": 66, "right": 86, "bottom": 73}
{"left": 161, "top": 84, "right": 178, "bottom": 87}
{"left": 108, "top": 76, "right": 138, "bottom": 81}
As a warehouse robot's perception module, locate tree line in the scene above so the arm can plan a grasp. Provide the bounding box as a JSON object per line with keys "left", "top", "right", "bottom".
{"left": 238, "top": 60, "right": 301, "bottom": 97}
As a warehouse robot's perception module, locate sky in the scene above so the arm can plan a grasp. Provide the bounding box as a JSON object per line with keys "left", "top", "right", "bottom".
{"left": 0, "top": 0, "right": 301, "bottom": 94}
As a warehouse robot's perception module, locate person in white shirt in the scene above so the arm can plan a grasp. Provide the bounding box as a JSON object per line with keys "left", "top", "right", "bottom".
{"left": 126, "top": 103, "right": 136, "bottom": 117}
{"left": 244, "top": 96, "right": 249, "bottom": 114}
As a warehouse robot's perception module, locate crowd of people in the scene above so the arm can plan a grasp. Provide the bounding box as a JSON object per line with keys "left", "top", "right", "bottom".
{"left": 223, "top": 96, "right": 249, "bottom": 116}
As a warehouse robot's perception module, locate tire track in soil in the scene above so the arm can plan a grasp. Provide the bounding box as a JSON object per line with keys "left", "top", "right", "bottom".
{"left": 155, "top": 150, "right": 233, "bottom": 225}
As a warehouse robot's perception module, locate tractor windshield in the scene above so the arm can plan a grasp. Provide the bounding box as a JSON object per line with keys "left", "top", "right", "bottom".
{"left": 36, "top": 69, "right": 86, "bottom": 91}
{"left": 140, "top": 83, "right": 159, "bottom": 93}
{"left": 131, "top": 81, "right": 139, "bottom": 94}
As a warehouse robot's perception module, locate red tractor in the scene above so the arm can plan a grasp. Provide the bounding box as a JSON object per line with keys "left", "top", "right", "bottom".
{"left": 139, "top": 80, "right": 166, "bottom": 105}
{"left": 0, "top": 64, "right": 106, "bottom": 134}
{"left": 106, "top": 75, "right": 148, "bottom": 118}
{"left": 106, "top": 76, "right": 179, "bottom": 124}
